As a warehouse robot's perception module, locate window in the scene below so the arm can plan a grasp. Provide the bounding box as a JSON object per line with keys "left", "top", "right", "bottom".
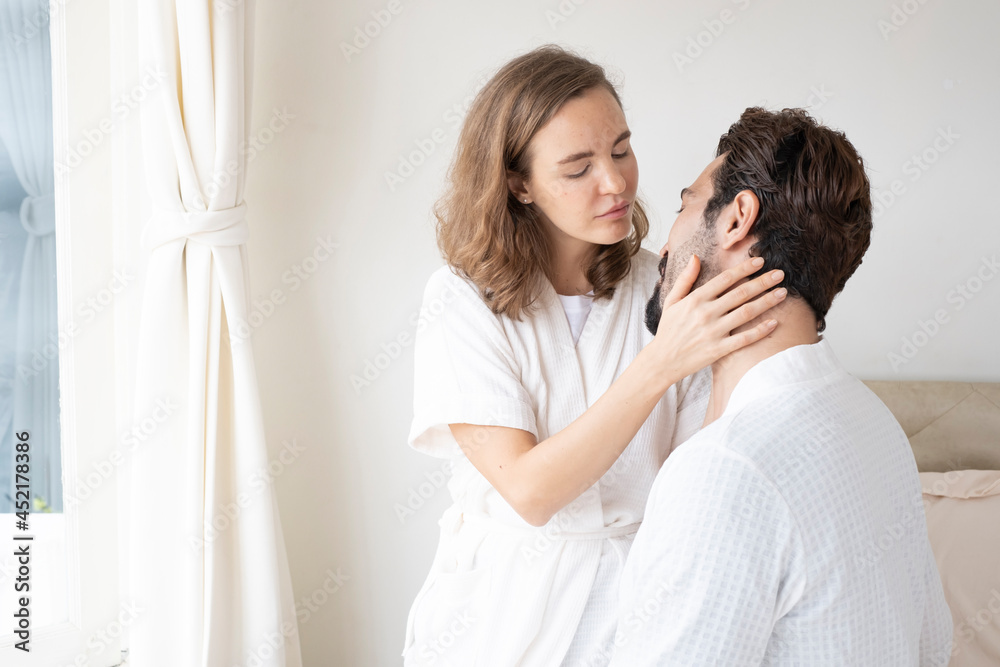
{"left": 0, "top": 0, "right": 123, "bottom": 663}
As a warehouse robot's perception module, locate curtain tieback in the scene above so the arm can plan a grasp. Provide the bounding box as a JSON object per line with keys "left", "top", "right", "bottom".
{"left": 20, "top": 193, "right": 56, "bottom": 237}
{"left": 141, "top": 201, "right": 250, "bottom": 250}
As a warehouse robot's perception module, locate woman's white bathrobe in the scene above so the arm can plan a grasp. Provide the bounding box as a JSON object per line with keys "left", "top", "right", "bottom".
{"left": 402, "top": 248, "right": 710, "bottom": 666}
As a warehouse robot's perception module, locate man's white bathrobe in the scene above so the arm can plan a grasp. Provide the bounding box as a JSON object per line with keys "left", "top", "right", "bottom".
{"left": 402, "top": 248, "right": 709, "bottom": 666}
{"left": 610, "top": 339, "right": 954, "bottom": 666}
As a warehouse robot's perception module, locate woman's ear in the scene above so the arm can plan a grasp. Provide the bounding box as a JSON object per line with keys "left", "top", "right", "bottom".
{"left": 507, "top": 172, "right": 531, "bottom": 204}
{"left": 719, "top": 189, "right": 760, "bottom": 250}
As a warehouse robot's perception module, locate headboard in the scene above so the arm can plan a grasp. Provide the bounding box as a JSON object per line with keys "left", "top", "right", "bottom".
{"left": 862, "top": 381, "right": 1000, "bottom": 473}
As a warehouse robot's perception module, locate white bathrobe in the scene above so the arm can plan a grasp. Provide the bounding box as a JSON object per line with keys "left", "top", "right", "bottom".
{"left": 402, "top": 248, "right": 710, "bottom": 666}
{"left": 610, "top": 339, "right": 954, "bottom": 666}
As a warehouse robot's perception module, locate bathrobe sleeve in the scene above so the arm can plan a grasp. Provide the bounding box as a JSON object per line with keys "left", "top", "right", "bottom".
{"left": 611, "top": 441, "right": 806, "bottom": 666}
{"left": 407, "top": 267, "right": 537, "bottom": 459}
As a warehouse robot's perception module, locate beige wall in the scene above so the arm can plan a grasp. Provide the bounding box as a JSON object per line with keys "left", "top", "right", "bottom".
{"left": 104, "top": 0, "right": 1000, "bottom": 664}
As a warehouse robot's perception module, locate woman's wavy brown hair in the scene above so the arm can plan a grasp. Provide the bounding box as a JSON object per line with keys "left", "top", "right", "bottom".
{"left": 435, "top": 45, "right": 650, "bottom": 319}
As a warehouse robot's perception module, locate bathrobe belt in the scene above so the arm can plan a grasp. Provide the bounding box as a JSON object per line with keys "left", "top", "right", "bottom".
{"left": 460, "top": 511, "right": 640, "bottom": 541}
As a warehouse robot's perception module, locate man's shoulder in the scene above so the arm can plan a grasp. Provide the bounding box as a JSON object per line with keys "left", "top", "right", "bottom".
{"left": 650, "top": 428, "right": 783, "bottom": 516}
{"left": 698, "top": 370, "right": 910, "bottom": 491}
{"left": 725, "top": 369, "right": 902, "bottom": 444}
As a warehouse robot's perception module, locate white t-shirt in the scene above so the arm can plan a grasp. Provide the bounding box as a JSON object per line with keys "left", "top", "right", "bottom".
{"left": 556, "top": 291, "right": 595, "bottom": 345}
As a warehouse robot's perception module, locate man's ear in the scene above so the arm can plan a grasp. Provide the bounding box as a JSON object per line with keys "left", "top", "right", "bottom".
{"left": 719, "top": 189, "right": 760, "bottom": 250}
{"left": 507, "top": 172, "right": 531, "bottom": 204}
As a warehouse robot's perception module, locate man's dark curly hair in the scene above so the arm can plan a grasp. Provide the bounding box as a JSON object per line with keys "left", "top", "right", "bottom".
{"left": 704, "top": 107, "right": 873, "bottom": 332}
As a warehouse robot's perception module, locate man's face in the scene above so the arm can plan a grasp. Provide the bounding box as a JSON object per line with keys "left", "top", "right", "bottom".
{"left": 645, "top": 155, "right": 727, "bottom": 334}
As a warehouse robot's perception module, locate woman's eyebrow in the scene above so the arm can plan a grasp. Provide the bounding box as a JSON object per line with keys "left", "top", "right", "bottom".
{"left": 557, "top": 130, "right": 632, "bottom": 165}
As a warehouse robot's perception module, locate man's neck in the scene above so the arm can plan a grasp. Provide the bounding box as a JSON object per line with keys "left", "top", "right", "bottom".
{"left": 702, "top": 299, "right": 821, "bottom": 429}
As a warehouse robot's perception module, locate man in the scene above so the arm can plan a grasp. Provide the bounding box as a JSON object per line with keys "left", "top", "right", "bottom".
{"left": 609, "top": 108, "right": 953, "bottom": 665}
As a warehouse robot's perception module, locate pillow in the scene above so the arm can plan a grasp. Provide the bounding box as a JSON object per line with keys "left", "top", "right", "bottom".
{"left": 920, "top": 470, "right": 1000, "bottom": 666}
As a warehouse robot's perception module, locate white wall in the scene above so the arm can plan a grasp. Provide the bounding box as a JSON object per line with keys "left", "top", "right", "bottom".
{"left": 242, "top": 0, "right": 1000, "bottom": 663}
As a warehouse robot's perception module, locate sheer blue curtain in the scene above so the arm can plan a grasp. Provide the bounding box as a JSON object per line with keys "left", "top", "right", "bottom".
{"left": 0, "top": 0, "right": 60, "bottom": 513}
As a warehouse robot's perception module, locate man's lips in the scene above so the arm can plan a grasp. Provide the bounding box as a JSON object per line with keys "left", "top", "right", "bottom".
{"left": 597, "top": 202, "right": 630, "bottom": 219}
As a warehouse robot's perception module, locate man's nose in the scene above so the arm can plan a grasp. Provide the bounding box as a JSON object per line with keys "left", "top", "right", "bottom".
{"left": 658, "top": 241, "right": 669, "bottom": 258}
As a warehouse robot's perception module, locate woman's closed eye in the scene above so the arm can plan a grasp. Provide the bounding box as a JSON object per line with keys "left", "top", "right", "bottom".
{"left": 567, "top": 149, "right": 630, "bottom": 179}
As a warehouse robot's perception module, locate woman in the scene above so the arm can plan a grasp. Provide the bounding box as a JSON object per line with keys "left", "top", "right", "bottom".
{"left": 402, "top": 46, "right": 786, "bottom": 666}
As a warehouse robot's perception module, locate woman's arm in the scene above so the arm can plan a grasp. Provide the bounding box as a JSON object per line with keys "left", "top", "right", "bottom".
{"left": 449, "top": 255, "right": 786, "bottom": 526}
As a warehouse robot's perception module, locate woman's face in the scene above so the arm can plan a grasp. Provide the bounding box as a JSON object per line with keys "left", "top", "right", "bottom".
{"left": 514, "top": 86, "right": 639, "bottom": 250}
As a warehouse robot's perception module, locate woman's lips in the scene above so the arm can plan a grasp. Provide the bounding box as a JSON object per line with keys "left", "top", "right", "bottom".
{"left": 597, "top": 202, "right": 630, "bottom": 219}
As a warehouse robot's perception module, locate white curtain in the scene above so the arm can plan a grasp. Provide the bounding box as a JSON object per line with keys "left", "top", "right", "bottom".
{"left": 129, "top": 1, "right": 302, "bottom": 665}
{"left": 0, "top": 0, "right": 60, "bottom": 513}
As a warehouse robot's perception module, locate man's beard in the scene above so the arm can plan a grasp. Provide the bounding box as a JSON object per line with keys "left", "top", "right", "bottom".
{"left": 644, "top": 222, "right": 719, "bottom": 335}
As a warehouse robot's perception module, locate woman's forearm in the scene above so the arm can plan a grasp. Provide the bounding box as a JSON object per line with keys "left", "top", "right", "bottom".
{"left": 451, "top": 344, "right": 679, "bottom": 527}
{"left": 513, "top": 344, "right": 679, "bottom": 524}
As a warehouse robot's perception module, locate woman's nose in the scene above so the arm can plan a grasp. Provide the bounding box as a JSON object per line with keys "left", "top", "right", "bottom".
{"left": 600, "top": 161, "right": 626, "bottom": 194}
